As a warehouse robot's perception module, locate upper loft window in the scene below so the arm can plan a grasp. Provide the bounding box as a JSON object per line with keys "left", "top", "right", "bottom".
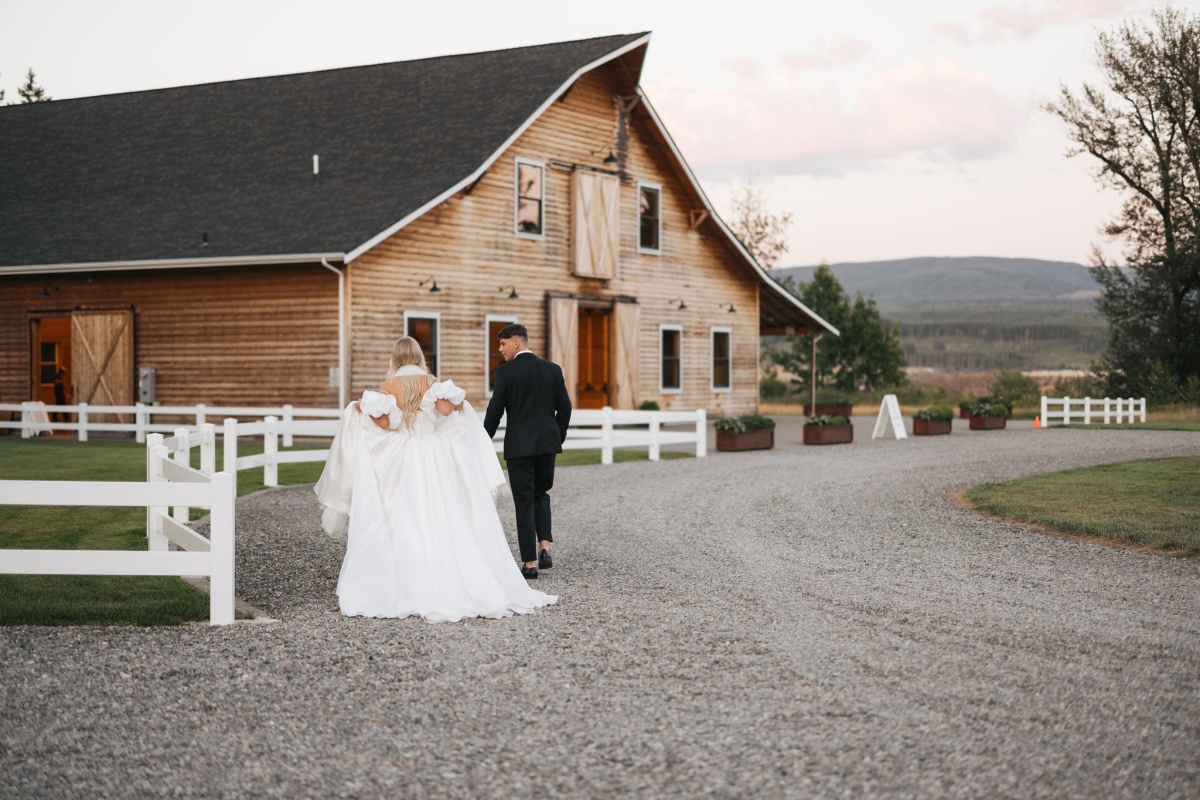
{"left": 638, "top": 182, "right": 661, "bottom": 253}
{"left": 515, "top": 158, "right": 545, "bottom": 238}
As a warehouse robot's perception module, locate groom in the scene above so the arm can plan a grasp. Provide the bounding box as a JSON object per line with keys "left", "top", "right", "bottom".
{"left": 484, "top": 323, "right": 572, "bottom": 579}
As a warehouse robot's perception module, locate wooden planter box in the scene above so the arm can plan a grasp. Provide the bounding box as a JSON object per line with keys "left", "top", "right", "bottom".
{"left": 958, "top": 406, "right": 972, "bottom": 419}
{"left": 913, "top": 418, "right": 952, "bottom": 436}
{"left": 716, "top": 428, "right": 774, "bottom": 452}
{"left": 804, "top": 403, "right": 853, "bottom": 417}
{"left": 803, "top": 424, "right": 854, "bottom": 445}
{"left": 969, "top": 415, "right": 1007, "bottom": 430}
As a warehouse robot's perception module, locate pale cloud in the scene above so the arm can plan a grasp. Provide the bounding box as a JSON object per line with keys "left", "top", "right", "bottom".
{"left": 930, "top": 0, "right": 1143, "bottom": 44}
{"left": 780, "top": 37, "right": 873, "bottom": 71}
{"left": 647, "top": 58, "right": 1027, "bottom": 178}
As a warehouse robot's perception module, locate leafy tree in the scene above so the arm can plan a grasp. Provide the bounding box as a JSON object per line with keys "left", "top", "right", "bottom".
{"left": 726, "top": 181, "right": 793, "bottom": 269}
{"left": 772, "top": 265, "right": 907, "bottom": 394}
{"left": 17, "top": 68, "right": 50, "bottom": 103}
{"left": 1047, "top": 7, "right": 1200, "bottom": 402}
{"left": 990, "top": 367, "right": 1041, "bottom": 406}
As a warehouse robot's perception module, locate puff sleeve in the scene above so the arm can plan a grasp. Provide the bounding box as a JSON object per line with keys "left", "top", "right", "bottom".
{"left": 359, "top": 389, "right": 401, "bottom": 430}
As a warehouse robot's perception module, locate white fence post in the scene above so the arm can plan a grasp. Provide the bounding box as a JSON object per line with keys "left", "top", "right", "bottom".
{"left": 1104, "top": 397, "right": 1111, "bottom": 424}
{"left": 135, "top": 402, "right": 147, "bottom": 443}
{"left": 77, "top": 402, "right": 89, "bottom": 442}
{"left": 282, "top": 404, "right": 294, "bottom": 448}
{"left": 695, "top": 409, "right": 707, "bottom": 458}
{"left": 223, "top": 418, "right": 238, "bottom": 494}
{"left": 600, "top": 407, "right": 613, "bottom": 466}
{"left": 1139, "top": 397, "right": 1147, "bottom": 422}
{"left": 649, "top": 412, "right": 661, "bottom": 462}
{"left": 1063, "top": 396, "right": 1071, "bottom": 425}
{"left": 1083, "top": 397, "right": 1092, "bottom": 425}
{"left": 208, "top": 471, "right": 236, "bottom": 625}
{"left": 172, "top": 427, "right": 190, "bottom": 524}
{"left": 20, "top": 401, "right": 33, "bottom": 439}
{"left": 1040, "top": 396, "right": 1048, "bottom": 426}
{"left": 146, "top": 439, "right": 169, "bottom": 552}
{"left": 196, "top": 403, "right": 206, "bottom": 427}
{"left": 1115, "top": 397, "right": 1124, "bottom": 424}
{"left": 264, "top": 415, "right": 279, "bottom": 487}
{"left": 200, "top": 423, "right": 216, "bottom": 476}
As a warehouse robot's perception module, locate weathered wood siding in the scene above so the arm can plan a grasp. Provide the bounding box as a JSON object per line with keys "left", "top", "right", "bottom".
{"left": 351, "top": 64, "right": 761, "bottom": 415}
{"left": 0, "top": 264, "right": 339, "bottom": 408}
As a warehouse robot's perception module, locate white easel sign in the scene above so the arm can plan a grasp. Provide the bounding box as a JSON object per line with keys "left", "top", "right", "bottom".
{"left": 872, "top": 394, "right": 907, "bottom": 440}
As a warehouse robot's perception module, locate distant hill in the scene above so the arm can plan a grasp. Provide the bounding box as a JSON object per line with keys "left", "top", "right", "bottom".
{"left": 775, "top": 256, "right": 1100, "bottom": 307}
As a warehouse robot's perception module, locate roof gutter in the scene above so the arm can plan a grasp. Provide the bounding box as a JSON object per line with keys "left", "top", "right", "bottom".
{"left": 320, "top": 257, "right": 347, "bottom": 408}
{"left": 0, "top": 252, "right": 348, "bottom": 277}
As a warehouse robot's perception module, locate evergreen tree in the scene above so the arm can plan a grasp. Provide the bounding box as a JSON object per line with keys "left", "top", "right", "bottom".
{"left": 17, "top": 69, "right": 50, "bottom": 103}
{"left": 1047, "top": 8, "right": 1200, "bottom": 402}
{"left": 772, "top": 265, "right": 907, "bottom": 395}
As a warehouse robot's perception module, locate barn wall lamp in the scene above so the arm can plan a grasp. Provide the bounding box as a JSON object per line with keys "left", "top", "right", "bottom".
{"left": 419, "top": 277, "right": 441, "bottom": 293}
{"left": 499, "top": 285, "right": 519, "bottom": 299}
{"left": 667, "top": 297, "right": 686, "bottom": 310}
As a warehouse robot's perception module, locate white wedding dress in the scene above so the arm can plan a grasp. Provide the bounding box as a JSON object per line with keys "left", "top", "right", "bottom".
{"left": 314, "top": 376, "right": 557, "bottom": 621}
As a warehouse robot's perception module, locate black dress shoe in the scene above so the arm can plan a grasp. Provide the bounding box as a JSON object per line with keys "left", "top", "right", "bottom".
{"left": 538, "top": 549, "right": 553, "bottom": 569}
{"left": 521, "top": 565, "right": 539, "bottom": 580}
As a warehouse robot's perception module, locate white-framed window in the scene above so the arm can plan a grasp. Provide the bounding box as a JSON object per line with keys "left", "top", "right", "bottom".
{"left": 404, "top": 311, "right": 441, "bottom": 376}
{"left": 638, "top": 181, "right": 662, "bottom": 254}
{"left": 711, "top": 327, "right": 732, "bottom": 393}
{"left": 485, "top": 313, "right": 518, "bottom": 396}
{"left": 515, "top": 157, "right": 546, "bottom": 239}
{"left": 659, "top": 323, "right": 682, "bottom": 394}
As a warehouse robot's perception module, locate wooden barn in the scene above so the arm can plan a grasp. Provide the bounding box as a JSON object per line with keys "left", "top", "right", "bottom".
{"left": 0, "top": 33, "right": 835, "bottom": 418}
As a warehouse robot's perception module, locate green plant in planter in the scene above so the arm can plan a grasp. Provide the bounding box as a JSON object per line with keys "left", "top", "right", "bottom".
{"left": 638, "top": 400, "right": 661, "bottom": 411}
{"left": 969, "top": 401, "right": 1008, "bottom": 417}
{"left": 914, "top": 405, "right": 955, "bottom": 421}
{"left": 805, "top": 414, "right": 849, "bottom": 426}
{"left": 958, "top": 401, "right": 973, "bottom": 411}
{"left": 993, "top": 396, "right": 1014, "bottom": 412}
{"left": 713, "top": 414, "right": 777, "bottom": 432}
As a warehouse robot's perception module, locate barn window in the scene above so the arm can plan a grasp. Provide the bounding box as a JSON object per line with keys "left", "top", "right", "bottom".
{"left": 711, "top": 328, "right": 731, "bottom": 392}
{"left": 404, "top": 311, "right": 440, "bottom": 376}
{"left": 659, "top": 324, "right": 682, "bottom": 393}
{"left": 515, "top": 158, "right": 545, "bottom": 238}
{"left": 485, "top": 314, "right": 517, "bottom": 395}
{"left": 40, "top": 342, "right": 60, "bottom": 384}
{"left": 638, "top": 182, "right": 661, "bottom": 253}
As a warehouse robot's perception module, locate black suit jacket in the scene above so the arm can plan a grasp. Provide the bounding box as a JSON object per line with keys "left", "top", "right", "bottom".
{"left": 483, "top": 352, "right": 572, "bottom": 460}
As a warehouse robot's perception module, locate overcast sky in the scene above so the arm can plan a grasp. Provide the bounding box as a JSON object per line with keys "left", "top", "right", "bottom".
{"left": 1, "top": 0, "right": 1162, "bottom": 266}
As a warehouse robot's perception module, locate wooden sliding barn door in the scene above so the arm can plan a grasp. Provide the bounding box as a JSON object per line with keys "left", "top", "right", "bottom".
{"left": 548, "top": 297, "right": 578, "bottom": 408}
{"left": 71, "top": 310, "right": 134, "bottom": 423}
{"left": 612, "top": 301, "right": 640, "bottom": 410}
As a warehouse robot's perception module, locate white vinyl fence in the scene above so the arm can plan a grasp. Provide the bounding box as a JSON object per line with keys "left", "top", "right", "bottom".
{"left": 0, "top": 401, "right": 341, "bottom": 445}
{"left": 1041, "top": 396, "right": 1147, "bottom": 425}
{"left": 0, "top": 432, "right": 236, "bottom": 625}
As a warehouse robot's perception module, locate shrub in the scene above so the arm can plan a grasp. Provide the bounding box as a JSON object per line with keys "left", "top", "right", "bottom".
{"left": 638, "top": 400, "right": 661, "bottom": 411}
{"left": 913, "top": 405, "right": 955, "bottom": 421}
{"left": 713, "top": 414, "right": 777, "bottom": 432}
{"left": 969, "top": 401, "right": 1008, "bottom": 417}
{"left": 805, "top": 414, "right": 849, "bottom": 426}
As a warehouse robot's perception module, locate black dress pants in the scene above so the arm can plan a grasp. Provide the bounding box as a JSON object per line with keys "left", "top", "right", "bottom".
{"left": 506, "top": 453, "right": 555, "bottom": 563}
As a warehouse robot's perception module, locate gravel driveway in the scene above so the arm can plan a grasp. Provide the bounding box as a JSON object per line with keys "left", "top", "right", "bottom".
{"left": 3, "top": 418, "right": 1199, "bottom": 799}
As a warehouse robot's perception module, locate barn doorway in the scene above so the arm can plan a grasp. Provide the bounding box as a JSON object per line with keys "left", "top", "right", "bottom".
{"left": 33, "top": 317, "right": 72, "bottom": 414}
{"left": 69, "top": 310, "right": 135, "bottom": 425}
{"left": 576, "top": 307, "right": 611, "bottom": 409}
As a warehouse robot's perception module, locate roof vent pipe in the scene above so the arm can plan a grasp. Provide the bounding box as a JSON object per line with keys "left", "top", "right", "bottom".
{"left": 313, "top": 155, "right": 319, "bottom": 176}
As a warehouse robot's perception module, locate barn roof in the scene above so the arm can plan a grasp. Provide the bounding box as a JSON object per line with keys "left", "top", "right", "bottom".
{"left": 0, "top": 33, "right": 649, "bottom": 269}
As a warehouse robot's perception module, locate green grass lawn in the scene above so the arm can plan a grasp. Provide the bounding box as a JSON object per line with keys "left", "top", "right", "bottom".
{"left": 0, "top": 436, "right": 692, "bottom": 626}
{"left": 1057, "top": 421, "right": 1200, "bottom": 432}
{"left": 964, "top": 456, "right": 1200, "bottom": 557}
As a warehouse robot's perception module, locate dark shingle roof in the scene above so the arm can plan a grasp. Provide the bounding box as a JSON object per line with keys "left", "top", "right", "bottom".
{"left": 0, "top": 33, "right": 648, "bottom": 268}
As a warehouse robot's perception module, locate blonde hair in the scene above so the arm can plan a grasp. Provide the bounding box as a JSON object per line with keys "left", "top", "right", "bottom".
{"left": 383, "top": 336, "right": 436, "bottom": 430}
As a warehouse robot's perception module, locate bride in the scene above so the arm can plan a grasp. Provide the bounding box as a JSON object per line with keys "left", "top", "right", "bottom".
{"left": 314, "top": 337, "right": 557, "bottom": 621}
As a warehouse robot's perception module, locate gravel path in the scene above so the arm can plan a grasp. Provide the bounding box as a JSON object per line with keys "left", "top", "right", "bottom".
{"left": 3, "top": 419, "right": 1199, "bottom": 799}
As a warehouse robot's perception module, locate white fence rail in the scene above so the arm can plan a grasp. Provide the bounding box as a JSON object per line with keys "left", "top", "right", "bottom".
{"left": 0, "top": 433, "right": 236, "bottom": 625}
{"left": 1041, "top": 396, "right": 1147, "bottom": 425}
{"left": 0, "top": 401, "right": 340, "bottom": 445}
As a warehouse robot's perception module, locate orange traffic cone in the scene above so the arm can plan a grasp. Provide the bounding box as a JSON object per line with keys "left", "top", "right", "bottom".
{"left": 1033, "top": 415, "right": 1041, "bottom": 429}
